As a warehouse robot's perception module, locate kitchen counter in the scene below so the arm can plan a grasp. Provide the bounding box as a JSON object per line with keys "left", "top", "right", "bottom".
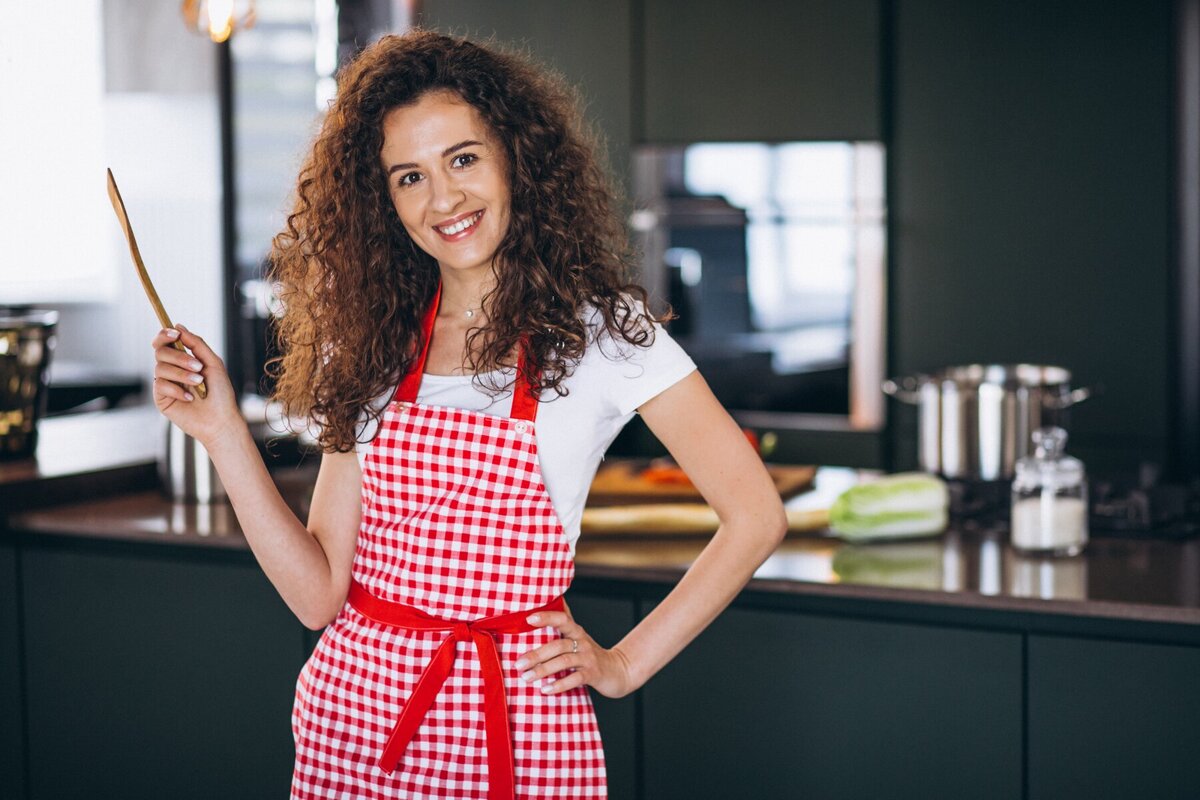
{"left": 5, "top": 409, "right": 1200, "bottom": 799}
{"left": 0, "top": 405, "right": 312, "bottom": 511}
{"left": 0, "top": 406, "right": 163, "bottom": 511}
{"left": 4, "top": 439, "right": 1200, "bottom": 641}
{"left": 4, "top": 408, "right": 1199, "bottom": 639}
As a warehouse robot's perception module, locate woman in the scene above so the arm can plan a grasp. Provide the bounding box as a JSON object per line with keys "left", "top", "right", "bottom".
{"left": 152, "top": 30, "right": 786, "bottom": 799}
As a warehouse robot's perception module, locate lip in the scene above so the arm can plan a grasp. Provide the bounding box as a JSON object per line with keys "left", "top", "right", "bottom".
{"left": 432, "top": 209, "right": 484, "bottom": 241}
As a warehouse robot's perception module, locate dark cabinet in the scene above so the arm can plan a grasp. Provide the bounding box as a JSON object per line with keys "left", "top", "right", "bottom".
{"left": 1028, "top": 635, "right": 1200, "bottom": 800}
{"left": 640, "top": 0, "right": 882, "bottom": 142}
{"left": 21, "top": 548, "right": 305, "bottom": 800}
{"left": 639, "top": 604, "right": 1022, "bottom": 800}
{"left": 564, "top": 589, "right": 640, "bottom": 800}
{"left": 0, "top": 543, "right": 25, "bottom": 799}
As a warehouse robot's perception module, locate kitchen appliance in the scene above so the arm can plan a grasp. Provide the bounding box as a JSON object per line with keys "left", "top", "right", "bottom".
{"left": 160, "top": 421, "right": 227, "bottom": 503}
{"left": 883, "top": 364, "right": 1091, "bottom": 481}
{"left": 0, "top": 308, "right": 58, "bottom": 459}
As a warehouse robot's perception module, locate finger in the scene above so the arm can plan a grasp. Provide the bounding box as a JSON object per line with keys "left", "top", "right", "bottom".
{"left": 515, "top": 630, "right": 579, "bottom": 669}
{"left": 153, "top": 376, "right": 194, "bottom": 402}
{"left": 526, "top": 611, "right": 571, "bottom": 630}
{"left": 174, "top": 324, "right": 224, "bottom": 367}
{"left": 156, "top": 362, "right": 207, "bottom": 388}
{"left": 155, "top": 343, "right": 205, "bottom": 373}
{"left": 519, "top": 644, "right": 582, "bottom": 683}
{"left": 539, "top": 671, "right": 585, "bottom": 696}
{"left": 151, "top": 328, "right": 182, "bottom": 348}
{"left": 518, "top": 636, "right": 578, "bottom": 670}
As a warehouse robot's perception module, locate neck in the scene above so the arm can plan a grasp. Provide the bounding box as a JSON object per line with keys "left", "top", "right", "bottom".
{"left": 436, "top": 267, "right": 496, "bottom": 320}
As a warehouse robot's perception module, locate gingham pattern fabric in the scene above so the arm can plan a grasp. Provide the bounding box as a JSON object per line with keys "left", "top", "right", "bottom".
{"left": 291, "top": 395, "right": 608, "bottom": 798}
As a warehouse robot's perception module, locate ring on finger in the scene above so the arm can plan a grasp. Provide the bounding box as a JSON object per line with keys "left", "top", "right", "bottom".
{"left": 571, "top": 638, "right": 579, "bottom": 654}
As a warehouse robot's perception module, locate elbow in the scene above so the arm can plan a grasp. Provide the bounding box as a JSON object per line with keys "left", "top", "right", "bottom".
{"left": 754, "top": 500, "right": 788, "bottom": 555}
{"left": 301, "top": 613, "right": 333, "bottom": 632}
{"left": 723, "top": 502, "right": 787, "bottom": 557}
{"left": 297, "top": 595, "right": 344, "bottom": 631}
{"left": 766, "top": 505, "right": 788, "bottom": 548}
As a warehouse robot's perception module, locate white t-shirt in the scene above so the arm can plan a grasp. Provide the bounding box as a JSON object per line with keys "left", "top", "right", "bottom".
{"left": 355, "top": 305, "right": 698, "bottom": 557}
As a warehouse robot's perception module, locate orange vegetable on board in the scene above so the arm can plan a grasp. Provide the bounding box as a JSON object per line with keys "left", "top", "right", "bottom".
{"left": 639, "top": 429, "right": 761, "bottom": 487}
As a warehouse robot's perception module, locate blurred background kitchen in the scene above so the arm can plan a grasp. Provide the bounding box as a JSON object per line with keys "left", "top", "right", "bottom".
{"left": 3, "top": 1, "right": 1200, "bottom": 799}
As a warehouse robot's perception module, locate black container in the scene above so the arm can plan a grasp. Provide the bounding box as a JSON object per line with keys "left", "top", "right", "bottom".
{"left": 0, "top": 308, "right": 59, "bottom": 459}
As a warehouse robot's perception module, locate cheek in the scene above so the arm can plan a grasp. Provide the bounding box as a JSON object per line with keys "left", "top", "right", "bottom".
{"left": 391, "top": 199, "right": 423, "bottom": 237}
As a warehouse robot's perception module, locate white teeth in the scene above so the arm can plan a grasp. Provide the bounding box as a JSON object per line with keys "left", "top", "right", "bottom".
{"left": 436, "top": 211, "right": 482, "bottom": 235}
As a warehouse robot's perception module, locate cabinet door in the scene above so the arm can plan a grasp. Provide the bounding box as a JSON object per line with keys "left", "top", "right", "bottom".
{"left": 0, "top": 543, "right": 25, "bottom": 800}
{"left": 1028, "top": 635, "right": 1200, "bottom": 800}
{"left": 564, "top": 590, "right": 639, "bottom": 800}
{"left": 21, "top": 548, "right": 306, "bottom": 800}
{"left": 640, "top": 0, "right": 881, "bottom": 142}
{"left": 419, "top": 0, "right": 634, "bottom": 184}
{"left": 641, "top": 604, "right": 1021, "bottom": 799}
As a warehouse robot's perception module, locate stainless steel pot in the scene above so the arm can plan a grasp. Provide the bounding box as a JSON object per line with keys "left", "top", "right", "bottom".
{"left": 0, "top": 309, "right": 58, "bottom": 460}
{"left": 883, "top": 364, "right": 1091, "bottom": 481}
{"left": 161, "top": 420, "right": 227, "bottom": 504}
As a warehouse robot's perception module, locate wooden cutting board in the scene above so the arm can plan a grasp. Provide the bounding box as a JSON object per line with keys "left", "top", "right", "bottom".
{"left": 580, "top": 503, "right": 830, "bottom": 536}
{"left": 586, "top": 460, "right": 816, "bottom": 507}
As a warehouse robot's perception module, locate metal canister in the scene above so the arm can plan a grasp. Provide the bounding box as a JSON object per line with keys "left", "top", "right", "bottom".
{"left": 0, "top": 309, "right": 58, "bottom": 460}
{"left": 883, "top": 364, "right": 1092, "bottom": 481}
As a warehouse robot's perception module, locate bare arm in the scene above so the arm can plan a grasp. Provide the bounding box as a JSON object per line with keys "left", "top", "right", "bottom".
{"left": 517, "top": 370, "right": 787, "bottom": 697}
{"left": 611, "top": 370, "right": 788, "bottom": 689}
{"left": 152, "top": 326, "right": 362, "bottom": 630}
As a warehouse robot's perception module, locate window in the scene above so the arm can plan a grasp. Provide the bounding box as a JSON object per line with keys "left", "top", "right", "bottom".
{"left": 0, "top": 0, "right": 113, "bottom": 302}
{"left": 633, "top": 142, "right": 886, "bottom": 427}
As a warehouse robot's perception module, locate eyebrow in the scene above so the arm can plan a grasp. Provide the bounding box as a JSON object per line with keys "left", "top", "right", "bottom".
{"left": 385, "top": 140, "right": 484, "bottom": 175}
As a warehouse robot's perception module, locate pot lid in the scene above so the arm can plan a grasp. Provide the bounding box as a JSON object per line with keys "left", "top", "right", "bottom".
{"left": 937, "top": 363, "right": 1071, "bottom": 389}
{"left": 0, "top": 308, "right": 58, "bottom": 329}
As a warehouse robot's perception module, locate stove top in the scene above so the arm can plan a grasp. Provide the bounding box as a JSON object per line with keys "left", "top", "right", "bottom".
{"left": 945, "top": 476, "right": 1200, "bottom": 539}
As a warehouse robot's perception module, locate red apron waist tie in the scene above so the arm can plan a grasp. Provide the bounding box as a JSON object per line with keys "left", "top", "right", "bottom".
{"left": 346, "top": 580, "right": 566, "bottom": 800}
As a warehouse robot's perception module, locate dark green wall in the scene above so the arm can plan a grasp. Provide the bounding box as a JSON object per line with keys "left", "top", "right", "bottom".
{"left": 416, "top": 0, "right": 1176, "bottom": 473}
{"left": 639, "top": 0, "right": 881, "bottom": 141}
{"left": 418, "top": 0, "right": 634, "bottom": 188}
{"left": 890, "top": 0, "right": 1173, "bottom": 473}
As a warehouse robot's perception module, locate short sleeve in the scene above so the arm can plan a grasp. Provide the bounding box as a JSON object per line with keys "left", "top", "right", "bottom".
{"left": 589, "top": 300, "right": 698, "bottom": 417}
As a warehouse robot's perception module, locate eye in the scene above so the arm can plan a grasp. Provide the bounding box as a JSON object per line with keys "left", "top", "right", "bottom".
{"left": 396, "top": 171, "right": 421, "bottom": 189}
{"left": 451, "top": 153, "right": 478, "bottom": 169}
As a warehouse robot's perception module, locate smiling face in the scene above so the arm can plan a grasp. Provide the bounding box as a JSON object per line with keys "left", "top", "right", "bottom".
{"left": 380, "top": 90, "right": 512, "bottom": 280}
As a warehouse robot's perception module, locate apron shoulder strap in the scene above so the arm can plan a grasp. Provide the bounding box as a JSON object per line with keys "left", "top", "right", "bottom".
{"left": 390, "top": 282, "right": 539, "bottom": 423}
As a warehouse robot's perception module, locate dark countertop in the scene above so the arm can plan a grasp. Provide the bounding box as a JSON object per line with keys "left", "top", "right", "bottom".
{"left": 0, "top": 405, "right": 312, "bottom": 511}
{"left": 0, "top": 406, "right": 163, "bottom": 510}
{"left": 5, "top": 408, "right": 1200, "bottom": 635}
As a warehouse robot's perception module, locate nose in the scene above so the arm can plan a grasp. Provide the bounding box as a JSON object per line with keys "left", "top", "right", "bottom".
{"left": 428, "top": 172, "right": 466, "bottom": 214}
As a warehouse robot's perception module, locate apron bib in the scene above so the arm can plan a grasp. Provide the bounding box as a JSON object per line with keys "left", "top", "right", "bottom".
{"left": 291, "top": 283, "right": 607, "bottom": 798}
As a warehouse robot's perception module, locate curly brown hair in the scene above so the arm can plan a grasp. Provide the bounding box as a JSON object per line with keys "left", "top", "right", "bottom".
{"left": 266, "top": 29, "right": 667, "bottom": 453}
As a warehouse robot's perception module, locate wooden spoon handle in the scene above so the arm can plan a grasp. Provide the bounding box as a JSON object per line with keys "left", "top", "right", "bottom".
{"left": 106, "top": 168, "right": 207, "bottom": 399}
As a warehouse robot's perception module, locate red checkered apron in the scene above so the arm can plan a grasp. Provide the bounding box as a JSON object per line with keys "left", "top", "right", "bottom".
{"left": 290, "top": 284, "right": 608, "bottom": 798}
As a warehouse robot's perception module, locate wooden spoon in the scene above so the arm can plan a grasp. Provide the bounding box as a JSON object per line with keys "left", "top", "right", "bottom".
{"left": 106, "top": 168, "right": 207, "bottom": 399}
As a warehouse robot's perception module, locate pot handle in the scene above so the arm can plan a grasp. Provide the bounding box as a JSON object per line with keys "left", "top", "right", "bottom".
{"left": 882, "top": 376, "right": 924, "bottom": 404}
{"left": 1044, "top": 386, "right": 1093, "bottom": 410}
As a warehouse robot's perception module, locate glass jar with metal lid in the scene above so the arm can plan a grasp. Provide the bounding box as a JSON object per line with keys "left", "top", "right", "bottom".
{"left": 1010, "top": 426, "right": 1088, "bottom": 556}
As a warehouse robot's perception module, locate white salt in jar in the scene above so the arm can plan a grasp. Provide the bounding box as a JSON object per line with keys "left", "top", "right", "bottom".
{"left": 1010, "top": 427, "right": 1088, "bottom": 556}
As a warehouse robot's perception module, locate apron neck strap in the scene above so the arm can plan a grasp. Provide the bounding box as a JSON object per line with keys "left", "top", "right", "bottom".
{"left": 392, "top": 281, "right": 539, "bottom": 422}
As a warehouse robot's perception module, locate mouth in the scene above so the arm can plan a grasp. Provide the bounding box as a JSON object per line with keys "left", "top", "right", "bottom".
{"left": 433, "top": 210, "right": 484, "bottom": 240}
